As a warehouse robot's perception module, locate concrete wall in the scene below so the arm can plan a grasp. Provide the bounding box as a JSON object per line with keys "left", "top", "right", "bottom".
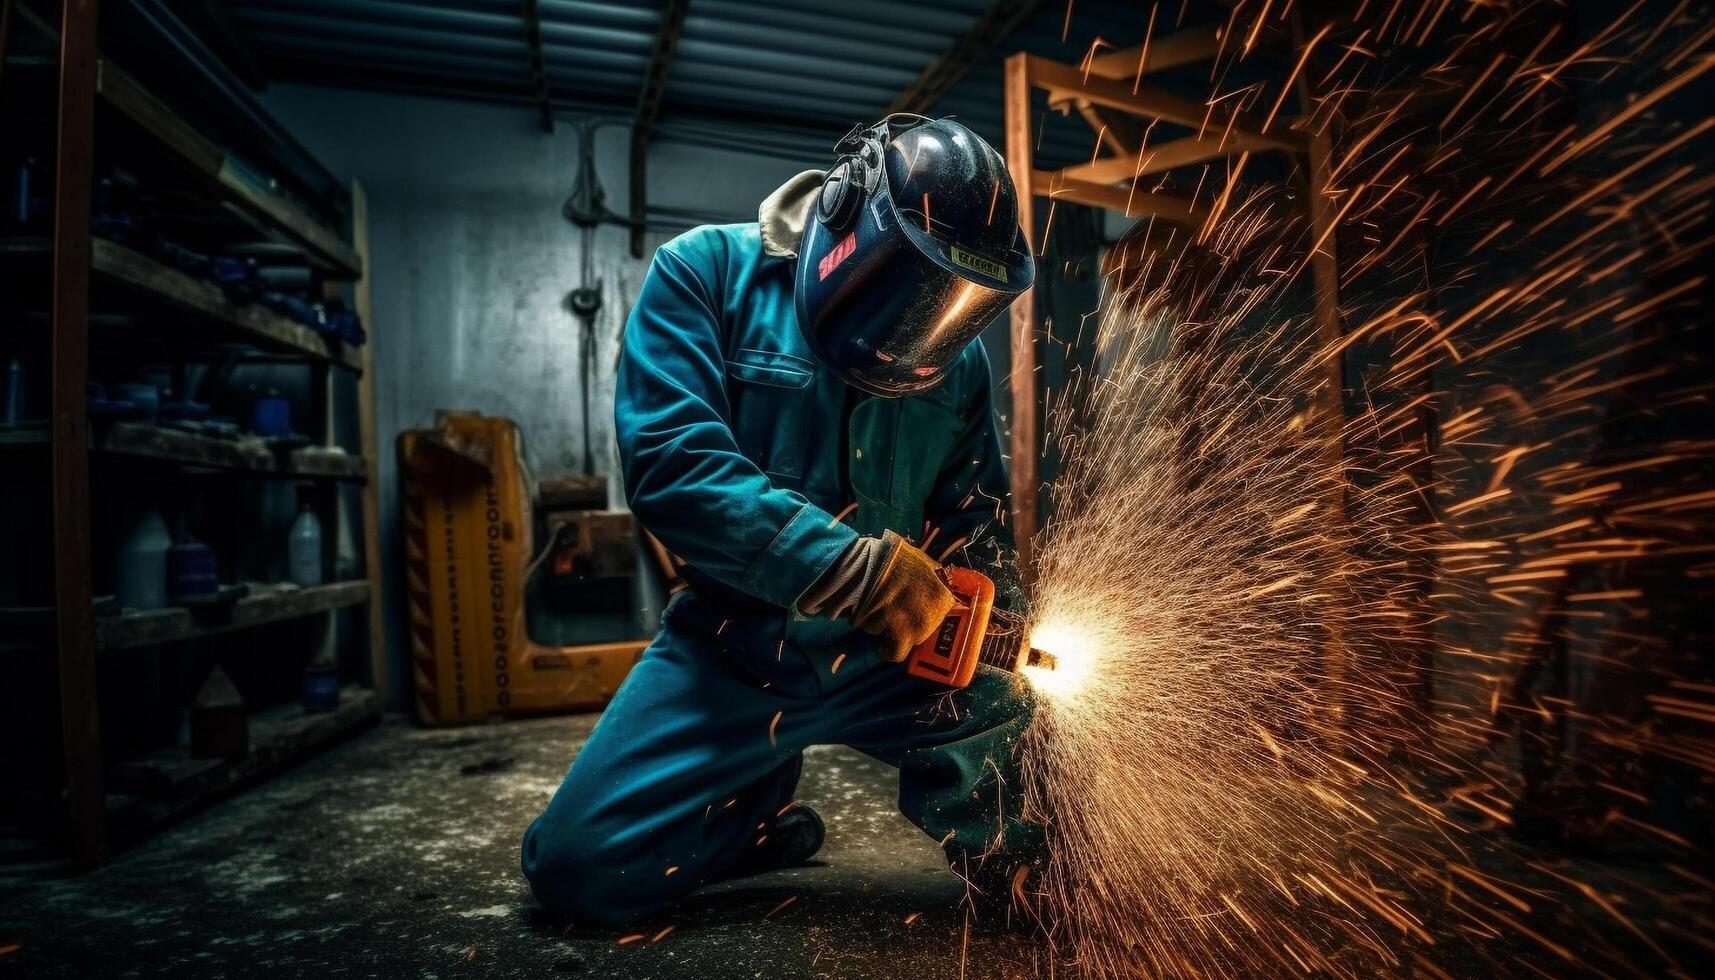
{"left": 261, "top": 85, "right": 811, "bottom": 706}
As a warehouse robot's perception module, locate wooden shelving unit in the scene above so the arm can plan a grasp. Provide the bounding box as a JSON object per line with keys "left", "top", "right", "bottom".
{"left": 6, "top": 2, "right": 387, "bottom": 865}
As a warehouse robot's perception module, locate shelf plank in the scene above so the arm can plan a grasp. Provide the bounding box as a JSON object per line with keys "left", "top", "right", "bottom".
{"left": 95, "top": 238, "right": 364, "bottom": 371}
{"left": 0, "top": 421, "right": 368, "bottom": 479}
{"left": 96, "top": 580, "right": 372, "bottom": 651}
{"left": 108, "top": 686, "right": 381, "bottom": 847}
{"left": 96, "top": 59, "right": 362, "bottom": 277}
{"left": 2, "top": 237, "right": 364, "bottom": 370}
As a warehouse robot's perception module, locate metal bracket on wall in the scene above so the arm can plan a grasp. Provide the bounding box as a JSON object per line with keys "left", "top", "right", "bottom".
{"left": 559, "top": 117, "right": 635, "bottom": 475}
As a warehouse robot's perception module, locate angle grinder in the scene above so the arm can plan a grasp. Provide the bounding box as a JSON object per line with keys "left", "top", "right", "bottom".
{"left": 906, "top": 566, "right": 1056, "bottom": 688}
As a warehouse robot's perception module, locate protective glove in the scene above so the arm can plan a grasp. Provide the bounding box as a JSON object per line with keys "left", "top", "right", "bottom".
{"left": 851, "top": 530, "right": 955, "bottom": 662}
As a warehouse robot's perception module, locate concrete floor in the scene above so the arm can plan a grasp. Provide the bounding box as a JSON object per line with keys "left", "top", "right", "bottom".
{"left": 1, "top": 713, "right": 1703, "bottom": 979}
{"left": 0, "top": 714, "right": 1050, "bottom": 979}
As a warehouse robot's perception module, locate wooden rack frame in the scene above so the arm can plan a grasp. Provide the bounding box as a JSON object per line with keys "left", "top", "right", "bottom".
{"left": 1000, "top": 30, "right": 1342, "bottom": 571}
{"left": 1000, "top": 20, "right": 1350, "bottom": 731}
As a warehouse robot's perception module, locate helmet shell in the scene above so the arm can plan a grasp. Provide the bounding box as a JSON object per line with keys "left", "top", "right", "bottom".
{"left": 795, "top": 117, "right": 1034, "bottom": 397}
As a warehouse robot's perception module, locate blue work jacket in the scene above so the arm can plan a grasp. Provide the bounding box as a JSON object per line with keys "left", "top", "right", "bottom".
{"left": 615, "top": 223, "right": 1013, "bottom": 683}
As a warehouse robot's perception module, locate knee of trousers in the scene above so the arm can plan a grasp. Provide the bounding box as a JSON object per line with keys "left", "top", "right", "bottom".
{"left": 962, "top": 667, "right": 1039, "bottom": 737}
{"left": 521, "top": 817, "right": 666, "bottom": 928}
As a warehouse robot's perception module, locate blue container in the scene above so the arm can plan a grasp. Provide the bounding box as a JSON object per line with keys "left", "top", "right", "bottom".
{"left": 168, "top": 536, "right": 220, "bottom": 600}
{"left": 301, "top": 662, "right": 340, "bottom": 712}
{"left": 251, "top": 396, "right": 291, "bottom": 438}
{"left": 160, "top": 399, "right": 212, "bottom": 422}
{"left": 112, "top": 382, "right": 161, "bottom": 422}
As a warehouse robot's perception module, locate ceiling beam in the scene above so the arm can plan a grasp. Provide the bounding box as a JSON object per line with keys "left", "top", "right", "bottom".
{"left": 887, "top": 0, "right": 1047, "bottom": 116}
{"left": 630, "top": 0, "right": 689, "bottom": 256}
{"left": 197, "top": 0, "right": 269, "bottom": 91}
{"left": 522, "top": 0, "right": 552, "bottom": 132}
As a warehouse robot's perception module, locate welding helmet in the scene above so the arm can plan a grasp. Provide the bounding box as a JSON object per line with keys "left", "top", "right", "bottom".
{"left": 795, "top": 115, "right": 1034, "bottom": 397}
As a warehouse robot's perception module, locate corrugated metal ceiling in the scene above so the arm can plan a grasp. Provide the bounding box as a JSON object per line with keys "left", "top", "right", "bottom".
{"left": 225, "top": 0, "right": 1228, "bottom": 166}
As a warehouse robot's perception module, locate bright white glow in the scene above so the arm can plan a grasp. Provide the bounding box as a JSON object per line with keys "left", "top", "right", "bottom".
{"left": 1022, "top": 620, "right": 1098, "bottom": 700}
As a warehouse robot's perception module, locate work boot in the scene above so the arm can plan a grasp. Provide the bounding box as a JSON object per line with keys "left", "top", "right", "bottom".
{"left": 719, "top": 805, "right": 825, "bottom": 880}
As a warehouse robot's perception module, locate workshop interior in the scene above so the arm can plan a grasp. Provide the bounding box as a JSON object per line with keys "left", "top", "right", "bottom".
{"left": 1, "top": 0, "right": 1712, "bottom": 977}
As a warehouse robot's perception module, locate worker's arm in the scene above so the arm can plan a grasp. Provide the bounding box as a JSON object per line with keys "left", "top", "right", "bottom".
{"left": 924, "top": 341, "right": 1021, "bottom": 604}
{"left": 615, "top": 243, "right": 857, "bottom": 611}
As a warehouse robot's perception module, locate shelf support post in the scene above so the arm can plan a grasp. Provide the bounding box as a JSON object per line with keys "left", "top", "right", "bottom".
{"left": 52, "top": 0, "right": 105, "bottom": 866}
{"left": 352, "top": 181, "right": 387, "bottom": 701}
{"left": 1, "top": 0, "right": 15, "bottom": 91}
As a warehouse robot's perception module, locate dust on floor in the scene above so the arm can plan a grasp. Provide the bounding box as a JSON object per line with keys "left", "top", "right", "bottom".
{"left": 0, "top": 713, "right": 1051, "bottom": 979}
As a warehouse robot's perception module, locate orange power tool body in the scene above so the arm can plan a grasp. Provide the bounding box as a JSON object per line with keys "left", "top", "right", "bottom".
{"left": 906, "top": 566, "right": 1055, "bottom": 688}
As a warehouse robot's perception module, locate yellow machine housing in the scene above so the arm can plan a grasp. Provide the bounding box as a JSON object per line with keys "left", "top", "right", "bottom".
{"left": 399, "top": 412, "right": 643, "bottom": 724}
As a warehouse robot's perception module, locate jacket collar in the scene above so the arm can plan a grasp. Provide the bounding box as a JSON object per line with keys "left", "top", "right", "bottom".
{"left": 758, "top": 169, "right": 825, "bottom": 259}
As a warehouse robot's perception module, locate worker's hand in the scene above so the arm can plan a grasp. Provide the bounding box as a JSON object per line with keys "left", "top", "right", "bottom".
{"left": 852, "top": 531, "right": 955, "bottom": 662}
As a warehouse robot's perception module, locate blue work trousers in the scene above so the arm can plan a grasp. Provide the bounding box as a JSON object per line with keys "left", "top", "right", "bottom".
{"left": 521, "top": 598, "right": 1039, "bottom": 927}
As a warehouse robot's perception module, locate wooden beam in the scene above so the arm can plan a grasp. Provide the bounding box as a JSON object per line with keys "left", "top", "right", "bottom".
{"left": 1073, "top": 101, "right": 1144, "bottom": 156}
{"left": 52, "top": 0, "right": 105, "bottom": 867}
{"left": 1306, "top": 128, "right": 1347, "bottom": 738}
{"left": 0, "top": 420, "right": 369, "bottom": 478}
{"left": 888, "top": 0, "right": 1046, "bottom": 115}
{"left": 92, "top": 238, "right": 363, "bottom": 370}
{"left": 1290, "top": 5, "right": 1348, "bottom": 739}
{"left": 629, "top": 0, "right": 687, "bottom": 257}
{"left": 1060, "top": 129, "right": 1275, "bottom": 184}
{"left": 1032, "top": 169, "right": 1208, "bottom": 227}
{"left": 1003, "top": 52, "right": 1038, "bottom": 573}
{"left": 522, "top": 0, "right": 552, "bottom": 132}
{"left": 1028, "top": 53, "right": 1303, "bottom": 152}
{"left": 1082, "top": 23, "right": 1221, "bottom": 80}
{"left": 352, "top": 179, "right": 388, "bottom": 703}
{"left": 96, "top": 582, "right": 373, "bottom": 652}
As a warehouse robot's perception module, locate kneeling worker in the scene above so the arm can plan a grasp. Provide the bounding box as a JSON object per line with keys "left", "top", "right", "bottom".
{"left": 522, "top": 115, "right": 1042, "bottom": 927}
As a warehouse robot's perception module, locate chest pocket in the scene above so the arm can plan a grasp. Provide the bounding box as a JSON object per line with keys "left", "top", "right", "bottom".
{"left": 892, "top": 395, "right": 965, "bottom": 506}
{"left": 725, "top": 348, "right": 815, "bottom": 484}
{"left": 848, "top": 391, "right": 965, "bottom": 536}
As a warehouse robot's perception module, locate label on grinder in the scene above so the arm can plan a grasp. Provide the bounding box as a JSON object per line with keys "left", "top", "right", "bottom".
{"left": 933, "top": 614, "right": 961, "bottom": 656}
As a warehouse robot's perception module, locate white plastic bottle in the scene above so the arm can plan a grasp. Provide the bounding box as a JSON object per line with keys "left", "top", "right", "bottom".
{"left": 116, "top": 510, "right": 171, "bottom": 609}
{"left": 287, "top": 501, "right": 323, "bottom": 587}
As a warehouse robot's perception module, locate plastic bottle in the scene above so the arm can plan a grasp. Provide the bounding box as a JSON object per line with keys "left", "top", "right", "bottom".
{"left": 116, "top": 510, "right": 171, "bottom": 610}
{"left": 288, "top": 496, "right": 323, "bottom": 587}
{"left": 3, "top": 356, "right": 25, "bottom": 424}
